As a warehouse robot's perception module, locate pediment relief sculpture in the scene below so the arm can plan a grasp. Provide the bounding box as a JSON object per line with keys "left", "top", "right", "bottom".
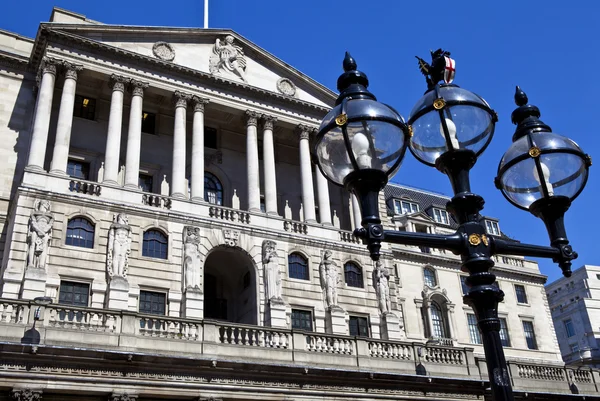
{"left": 209, "top": 35, "right": 248, "bottom": 83}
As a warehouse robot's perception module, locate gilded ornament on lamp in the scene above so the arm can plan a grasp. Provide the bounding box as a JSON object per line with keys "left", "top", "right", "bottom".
{"left": 433, "top": 98, "right": 446, "bottom": 110}
{"left": 335, "top": 114, "right": 348, "bottom": 126}
{"left": 528, "top": 146, "right": 541, "bottom": 158}
{"left": 468, "top": 234, "right": 481, "bottom": 246}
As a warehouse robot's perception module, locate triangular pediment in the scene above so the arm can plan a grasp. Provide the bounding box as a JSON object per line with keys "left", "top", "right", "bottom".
{"left": 43, "top": 22, "right": 336, "bottom": 109}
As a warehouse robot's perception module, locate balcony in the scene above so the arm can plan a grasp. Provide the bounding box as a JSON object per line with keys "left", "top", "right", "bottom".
{"left": 1, "top": 298, "right": 598, "bottom": 395}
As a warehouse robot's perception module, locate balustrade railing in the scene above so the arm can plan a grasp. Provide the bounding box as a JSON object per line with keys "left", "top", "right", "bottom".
{"left": 339, "top": 230, "right": 361, "bottom": 244}
{"left": 142, "top": 194, "right": 172, "bottom": 209}
{"left": 284, "top": 220, "right": 308, "bottom": 234}
{"left": 47, "top": 305, "right": 118, "bottom": 332}
{"left": 138, "top": 315, "right": 201, "bottom": 340}
{"left": 0, "top": 300, "right": 27, "bottom": 324}
{"left": 421, "top": 345, "right": 464, "bottom": 365}
{"left": 516, "top": 363, "right": 565, "bottom": 381}
{"left": 494, "top": 255, "right": 525, "bottom": 268}
{"left": 69, "top": 180, "right": 102, "bottom": 196}
{"left": 305, "top": 333, "right": 354, "bottom": 355}
{"left": 570, "top": 369, "right": 593, "bottom": 383}
{"left": 368, "top": 340, "right": 412, "bottom": 360}
{"left": 209, "top": 205, "right": 251, "bottom": 224}
{"left": 218, "top": 323, "right": 289, "bottom": 348}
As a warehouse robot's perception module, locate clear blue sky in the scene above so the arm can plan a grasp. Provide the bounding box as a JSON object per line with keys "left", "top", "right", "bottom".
{"left": 1, "top": 1, "right": 598, "bottom": 283}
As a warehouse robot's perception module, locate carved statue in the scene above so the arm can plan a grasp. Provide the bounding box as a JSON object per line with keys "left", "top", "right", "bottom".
{"left": 26, "top": 200, "right": 54, "bottom": 270}
{"left": 373, "top": 260, "right": 392, "bottom": 314}
{"left": 319, "top": 250, "right": 339, "bottom": 308}
{"left": 107, "top": 213, "right": 131, "bottom": 278}
{"left": 209, "top": 35, "right": 247, "bottom": 83}
{"left": 262, "top": 240, "right": 282, "bottom": 302}
{"left": 183, "top": 226, "right": 202, "bottom": 291}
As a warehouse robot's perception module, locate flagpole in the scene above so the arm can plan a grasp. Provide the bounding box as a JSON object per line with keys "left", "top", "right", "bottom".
{"left": 204, "top": 0, "right": 209, "bottom": 28}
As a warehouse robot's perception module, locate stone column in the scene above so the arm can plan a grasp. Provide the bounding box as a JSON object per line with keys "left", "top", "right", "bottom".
{"left": 352, "top": 194, "right": 362, "bottom": 228}
{"left": 124, "top": 80, "right": 148, "bottom": 188}
{"left": 298, "top": 125, "right": 316, "bottom": 223}
{"left": 49, "top": 62, "right": 83, "bottom": 175}
{"left": 246, "top": 110, "right": 261, "bottom": 212}
{"left": 191, "top": 96, "right": 209, "bottom": 201}
{"left": 262, "top": 115, "right": 278, "bottom": 215}
{"left": 315, "top": 167, "right": 332, "bottom": 225}
{"left": 27, "top": 58, "right": 59, "bottom": 171}
{"left": 103, "top": 75, "right": 130, "bottom": 185}
{"left": 171, "top": 91, "right": 191, "bottom": 198}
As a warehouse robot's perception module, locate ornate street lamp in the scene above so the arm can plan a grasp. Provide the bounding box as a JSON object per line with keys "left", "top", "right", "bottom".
{"left": 313, "top": 50, "right": 591, "bottom": 401}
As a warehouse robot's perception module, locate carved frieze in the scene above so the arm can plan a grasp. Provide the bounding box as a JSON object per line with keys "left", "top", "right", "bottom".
{"left": 11, "top": 388, "right": 42, "bottom": 401}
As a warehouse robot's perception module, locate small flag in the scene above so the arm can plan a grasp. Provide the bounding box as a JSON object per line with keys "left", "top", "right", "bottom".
{"left": 444, "top": 56, "right": 456, "bottom": 84}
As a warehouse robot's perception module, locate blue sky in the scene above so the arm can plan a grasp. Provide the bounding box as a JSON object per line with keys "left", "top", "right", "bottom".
{"left": 1, "top": 1, "right": 598, "bottom": 283}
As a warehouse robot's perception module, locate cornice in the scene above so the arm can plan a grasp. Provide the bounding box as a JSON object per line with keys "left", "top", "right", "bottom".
{"left": 31, "top": 26, "right": 332, "bottom": 116}
{"left": 0, "top": 51, "right": 28, "bottom": 72}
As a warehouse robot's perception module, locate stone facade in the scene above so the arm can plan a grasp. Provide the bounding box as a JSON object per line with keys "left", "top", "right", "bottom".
{"left": 0, "top": 6, "right": 595, "bottom": 400}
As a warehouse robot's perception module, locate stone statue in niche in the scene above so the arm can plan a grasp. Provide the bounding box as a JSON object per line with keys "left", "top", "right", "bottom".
{"left": 107, "top": 213, "right": 131, "bottom": 278}
{"left": 209, "top": 35, "right": 248, "bottom": 83}
{"left": 373, "top": 260, "right": 392, "bottom": 314}
{"left": 26, "top": 200, "right": 54, "bottom": 270}
{"left": 319, "top": 250, "right": 339, "bottom": 308}
{"left": 183, "top": 226, "right": 202, "bottom": 291}
{"left": 262, "top": 240, "right": 282, "bottom": 302}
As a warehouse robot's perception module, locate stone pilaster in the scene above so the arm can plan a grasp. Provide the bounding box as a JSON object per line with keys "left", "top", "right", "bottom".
{"left": 171, "top": 91, "right": 192, "bottom": 198}
{"left": 297, "top": 124, "right": 317, "bottom": 222}
{"left": 124, "top": 80, "right": 148, "bottom": 188}
{"left": 246, "top": 110, "right": 261, "bottom": 212}
{"left": 191, "top": 96, "right": 209, "bottom": 201}
{"left": 262, "top": 114, "right": 278, "bottom": 215}
{"left": 103, "top": 74, "right": 130, "bottom": 185}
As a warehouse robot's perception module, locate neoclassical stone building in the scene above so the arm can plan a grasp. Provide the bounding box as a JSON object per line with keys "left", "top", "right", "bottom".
{"left": 0, "top": 7, "right": 597, "bottom": 401}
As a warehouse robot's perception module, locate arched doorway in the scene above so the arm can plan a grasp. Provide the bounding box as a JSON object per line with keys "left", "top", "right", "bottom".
{"left": 204, "top": 246, "right": 258, "bottom": 324}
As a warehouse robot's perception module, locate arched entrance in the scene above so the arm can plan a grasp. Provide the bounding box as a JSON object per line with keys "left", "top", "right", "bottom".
{"left": 204, "top": 246, "right": 258, "bottom": 324}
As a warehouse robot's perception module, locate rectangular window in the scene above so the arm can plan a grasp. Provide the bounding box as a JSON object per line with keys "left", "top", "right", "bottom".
{"left": 433, "top": 208, "right": 449, "bottom": 225}
{"left": 138, "top": 174, "right": 154, "bottom": 193}
{"left": 349, "top": 316, "right": 369, "bottom": 337}
{"left": 58, "top": 281, "right": 90, "bottom": 307}
{"left": 393, "top": 199, "right": 419, "bottom": 215}
{"left": 460, "top": 276, "right": 469, "bottom": 295}
{"left": 485, "top": 220, "right": 500, "bottom": 236}
{"left": 515, "top": 284, "right": 528, "bottom": 304}
{"left": 73, "top": 95, "right": 96, "bottom": 120}
{"left": 499, "top": 318, "right": 511, "bottom": 347}
{"left": 67, "top": 159, "right": 90, "bottom": 180}
{"left": 570, "top": 343, "right": 580, "bottom": 353}
{"left": 522, "top": 321, "right": 537, "bottom": 350}
{"left": 467, "top": 313, "right": 482, "bottom": 344}
{"left": 291, "top": 309, "right": 313, "bottom": 331}
{"left": 139, "top": 290, "right": 166, "bottom": 316}
{"left": 205, "top": 127, "right": 218, "bottom": 149}
{"left": 564, "top": 319, "right": 576, "bottom": 337}
{"left": 141, "top": 111, "right": 156, "bottom": 134}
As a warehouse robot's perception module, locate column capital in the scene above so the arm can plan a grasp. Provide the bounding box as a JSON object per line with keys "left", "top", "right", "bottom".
{"left": 173, "top": 91, "right": 193, "bottom": 108}
{"left": 62, "top": 62, "right": 83, "bottom": 80}
{"left": 245, "top": 110, "right": 260, "bottom": 127}
{"left": 109, "top": 74, "right": 131, "bottom": 92}
{"left": 296, "top": 124, "right": 317, "bottom": 141}
{"left": 261, "top": 114, "right": 278, "bottom": 131}
{"left": 40, "top": 57, "right": 61, "bottom": 76}
{"left": 130, "top": 80, "right": 149, "bottom": 97}
{"left": 192, "top": 96, "right": 210, "bottom": 112}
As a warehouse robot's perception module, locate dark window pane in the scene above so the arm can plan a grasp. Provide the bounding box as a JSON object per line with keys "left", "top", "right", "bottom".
{"left": 205, "top": 127, "right": 217, "bottom": 149}
{"left": 58, "top": 281, "right": 89, "bottom": 307}
{"left": 424, "top": 268, "right": 437, "bottom": 287}
{"left": 141, "top": 111, "right": 156, "bottom": 134}
{"left": 460, "top": 276, "right": 469, "bottom": 295}
{"left": 430, "top": 302, "right": 446, "bottom": 338}
{"left": 66, "top": 217, "right": 94, "bottom": 248}
{"left": 523, "top": 321, "right": 537, "bottom": 350}
{"left": 67, "top": 160, "right": 90, "bottom": 180}
{"left": 467, "top": 313, "right": 481, "bottom": 344}
{"left": 515, "top": 285, "right": 528, "bottom": 304}
{"left": 142, "top": 230, "right": 168, "bottom": 259}
{"left": 565, "top": 319, "right": 576, "bottom": 337}
{"left": 344, "top": 262, "right": 363, "bottom": 288}
{"left": 349, "top": 316, "right": 369, "bottom": 337}
{"left": 288, "top": 253, "right": 309, "bottom": 280}
{"left": 291, "top": 309, "right": 312, "bottom": 331}
{"left": 499, "top": 318, "right": 511, "bottom": 347}
{"left": 73, "top": 95, "right": 96, "bottom": 120}
{"left": 139, "top": 290, "right": 166, "bottom": 315}
{"left": 139, "top": 174, "right": 153, "bottom": 193}
{"left": 204, "top": 172, "right": 223, "bottom": 205}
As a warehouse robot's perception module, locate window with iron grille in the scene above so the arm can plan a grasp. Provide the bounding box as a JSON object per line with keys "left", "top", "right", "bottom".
{"left": 349, "top": 316, "right": 369, "bottom": 337}
{"left": 564, "top": 319, "right": 576, "bottom": 337}
{"left": 424, "top": 268, "right": 437, "bottom": 287}
{"left": 291, "top": 309, "right": 312, "bottom": 331}
{"left": 522, "top": 321, "right": 537, "bottom": 350}
{"left": 467, "top": 313, "right": 481, "bottom": 344}
{"left": 66, "top": 217, "right": 94, "bottom": 248}
{"left": 515, "top": 284, "right": 528, "bottom": 304}
{"left": 139, "top": 291, "right": 166, "bottom": 315}
{"left": 67, "top": 159, "right": 90, "bottom": 180}
{"left": 288, "top": 253, "right": 309, "bottom": 280}
{"left": 142, "top": 230, "right": 168, "bottom": 259}
{"left": 73, "top": 95, "right": 96, "bottom": 120}
{"left": 499, "top": 318, "right": 511, "bottom": 347}
{"left": 58, "top": 281, "right": 89, "bottom": 307}
{"left": 344, "top": 262, "right": 363, "bottom": 288}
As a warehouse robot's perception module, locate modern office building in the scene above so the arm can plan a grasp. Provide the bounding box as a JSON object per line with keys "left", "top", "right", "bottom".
{"left": 0, "top": 7, "right": 597, "bottom": 400}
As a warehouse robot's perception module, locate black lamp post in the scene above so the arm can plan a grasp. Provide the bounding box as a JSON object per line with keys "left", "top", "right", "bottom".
{"left": 313, "top": 50, "right": 591, "bottom": 401}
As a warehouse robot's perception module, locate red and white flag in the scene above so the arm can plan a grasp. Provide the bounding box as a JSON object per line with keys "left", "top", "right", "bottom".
{"left": 444, "top": 56, "right": 456, "bottom": 84}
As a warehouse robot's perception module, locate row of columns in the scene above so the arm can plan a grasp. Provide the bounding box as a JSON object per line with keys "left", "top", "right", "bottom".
{"left": 27, "top": 57, "right": 332, "bottom": 225}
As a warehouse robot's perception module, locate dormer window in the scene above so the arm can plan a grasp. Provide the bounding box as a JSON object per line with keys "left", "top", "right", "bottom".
{"left": 433, "top": 208, "right": 449, "bottom": 225}
{"left": 485, "top": 220, "right": 500, "bottom": 236}
{"left": 394, "top": 199, "right": 419, "bottom": 215}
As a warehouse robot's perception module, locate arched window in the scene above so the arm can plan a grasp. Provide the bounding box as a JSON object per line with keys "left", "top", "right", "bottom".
{"left": 143, "top": 229, "right": 168, "bottom": 259}
{"left": 430, "top": 302, "right": 447, "bottom": 338}
{"left": 66, "top": 217, "right": 94, "bottom": 248}
{"left": 288, "top": 253, "right": 309, "bottom": 280}
{"left": 344, "top": 262, "right": 363, "bottom": 288}
{"left": 424, "top": 267, "right": 437, "bottom": 287}
{"left": 204, "top": 172, "right": 223, "bottom": 205}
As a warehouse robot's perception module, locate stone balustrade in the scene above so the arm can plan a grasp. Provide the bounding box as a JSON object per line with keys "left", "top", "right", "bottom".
{"left": 339, "top": 230, "right": 361, "bottom": 244}
{"left": 69, "top": 179, "right": 102, "bottom": 196}
{"left": 208, "top": 205, "right": 251, "bottom": 224}
{"left": 494, "top": 255, "right": 526, "bottom": 268}
{"left": 1, "top": 299, "right": 599, "bottom": 395}
{"left": 283, "top": 220, "right": 308, "bottom": 234}
{"left": 142, "top": 193, "right": 172, "bottom": 209}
